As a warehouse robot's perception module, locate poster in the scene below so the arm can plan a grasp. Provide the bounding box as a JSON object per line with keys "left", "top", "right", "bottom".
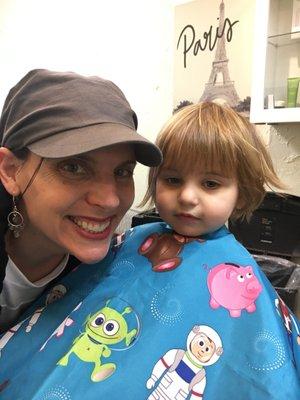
{"left": 174, "top": 0, "right": 256, "bottom": 115}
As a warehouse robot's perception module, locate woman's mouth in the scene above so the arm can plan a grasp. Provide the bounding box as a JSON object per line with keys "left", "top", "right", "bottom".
{"left": 69, "top": 216, "right": 111, "bottom": 234}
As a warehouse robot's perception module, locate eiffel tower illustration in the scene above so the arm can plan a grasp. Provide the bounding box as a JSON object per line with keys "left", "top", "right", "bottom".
{"left": 200, "top": 0, "right": 240, "bottom": 107}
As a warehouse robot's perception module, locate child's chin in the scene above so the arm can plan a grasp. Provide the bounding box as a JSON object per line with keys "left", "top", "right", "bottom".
{"left": 174, "top": 227, "right": 203, "bottom": 237}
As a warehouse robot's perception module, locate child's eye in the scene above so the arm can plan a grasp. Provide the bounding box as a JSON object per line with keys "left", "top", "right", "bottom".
{"left": 203, "top": 180, "right": 220, "bottom": 189}
{"left": 115, "top": 168, "right": 134, "bottom": 178}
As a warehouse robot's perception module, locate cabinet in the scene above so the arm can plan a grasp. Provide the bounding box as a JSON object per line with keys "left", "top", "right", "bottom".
{"left": 250, "top": 0, "right": 300, "bottom": 123}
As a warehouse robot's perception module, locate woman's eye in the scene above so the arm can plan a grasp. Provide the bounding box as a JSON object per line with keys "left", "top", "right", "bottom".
{"left": 60, "top": 162, "right": 86, "bottom": 175}
{"left": 165, "top": 177, "right": 181, "bottom": 185}
{"left": 203, "top": 180, "right": 219, "bottom": 189}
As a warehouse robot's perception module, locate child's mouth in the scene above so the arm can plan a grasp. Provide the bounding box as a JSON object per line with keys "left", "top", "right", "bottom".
{"left": 176, "top": 213, "right": 199, "bottom": 220}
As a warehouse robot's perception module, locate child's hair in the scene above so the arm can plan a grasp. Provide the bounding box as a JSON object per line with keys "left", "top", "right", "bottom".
{"left": 141, "top": 102, "right": 286, "bottom": 221}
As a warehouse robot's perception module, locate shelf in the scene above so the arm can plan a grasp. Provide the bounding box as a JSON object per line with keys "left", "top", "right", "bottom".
{"left": 268, "top": 31, "right": 300, "bottom": 47}
{"left": 250, "top": 106, "right": 300, "bottom": 124}
{"left": 250, "top": 0, "right": 300, "bottom": 123}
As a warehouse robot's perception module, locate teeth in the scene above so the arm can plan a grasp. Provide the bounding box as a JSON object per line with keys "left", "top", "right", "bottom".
{"left": 71, "top": 217, "right": 110, "bottom": 233}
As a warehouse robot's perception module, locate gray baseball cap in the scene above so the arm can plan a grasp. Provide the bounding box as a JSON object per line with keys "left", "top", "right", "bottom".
{"left": 0, "top": 69, "right": 162, "bottom": 167}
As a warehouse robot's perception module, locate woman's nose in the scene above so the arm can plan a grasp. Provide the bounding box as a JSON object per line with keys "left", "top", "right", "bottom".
{"left": 85, "top": 180, "right": 120, "bottom": 210}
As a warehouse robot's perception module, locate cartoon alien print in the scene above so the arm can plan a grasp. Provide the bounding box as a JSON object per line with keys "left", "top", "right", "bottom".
{"left": 58, "top": 300, "right": 138, "bottom": 382}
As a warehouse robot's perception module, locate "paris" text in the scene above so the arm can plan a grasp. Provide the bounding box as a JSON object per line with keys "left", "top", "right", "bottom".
{"left": 177, "top": 18, "right": 239, "bottom": 68}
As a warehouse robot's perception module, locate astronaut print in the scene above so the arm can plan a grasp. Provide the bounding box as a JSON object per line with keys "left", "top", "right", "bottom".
{"left": 146, "top": 325, "right": 223, "bottom": 399}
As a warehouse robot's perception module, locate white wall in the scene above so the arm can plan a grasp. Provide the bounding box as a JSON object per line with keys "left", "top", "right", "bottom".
{"left": 0, "top": 0, "right": 299, "bottom": 214}
{"left": 262, "top": 123, "right": 300, "bottom": 197}
{"left": 0, "top": 0, "right": 176, "bottom": 208}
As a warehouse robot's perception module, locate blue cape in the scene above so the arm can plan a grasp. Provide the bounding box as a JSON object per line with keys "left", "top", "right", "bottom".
{"left": 0, "top": 223, "right": 299, "bottom": 399}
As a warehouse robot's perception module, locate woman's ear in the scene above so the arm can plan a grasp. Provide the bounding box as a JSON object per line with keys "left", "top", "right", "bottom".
{"left": 0, "top": 147, "right": 23, "bottom": 196}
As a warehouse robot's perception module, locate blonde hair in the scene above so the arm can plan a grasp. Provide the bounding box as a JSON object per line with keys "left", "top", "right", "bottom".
{"left": 141, "top": 102, "right": 286, "bottom": 221}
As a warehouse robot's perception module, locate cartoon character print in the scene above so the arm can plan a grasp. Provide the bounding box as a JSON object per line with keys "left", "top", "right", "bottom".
{"left": 26, "top": 284, "right": 67, "bottom": 332}
{"left": 40, "top": 302, "right": 82, "bottom": 351}
{"left": 57, "top": 300, "right": 138, "bottom": 382}
{"left": 275, "top": 296, "right": 300, "bottom": 350}
{"left": 0, "top": 285, "right": 67, "bottom": 355}
{"left": 112, "top": 229, "right": 134, "bottom": 254}
{"left": 207, "top": 263, "right": 262, "bottom": 317}
{"left": 146, "top": 325, "right": 223, "bottom": 399}
{"left": 0, "top": 322, "right": 23, "bottom": 358}
{"left": 139, "top": 232, "right": 205, "bottom": 272}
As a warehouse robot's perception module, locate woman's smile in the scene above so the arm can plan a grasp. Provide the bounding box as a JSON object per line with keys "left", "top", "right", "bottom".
{"left": 13, "top": 144, "right": 136, "bottom": 265}
{"left": 68, "top": 216, "right": 113, "bottom": 238}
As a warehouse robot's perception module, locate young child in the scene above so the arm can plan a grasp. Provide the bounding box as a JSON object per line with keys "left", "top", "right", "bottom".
{"left": 0, "top": 102, "right": 299, "bottom": 399}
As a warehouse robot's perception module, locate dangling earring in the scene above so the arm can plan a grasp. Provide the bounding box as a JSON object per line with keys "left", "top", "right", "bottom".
{"left": 7, "top": 196, "right": 24, "bottom": 238}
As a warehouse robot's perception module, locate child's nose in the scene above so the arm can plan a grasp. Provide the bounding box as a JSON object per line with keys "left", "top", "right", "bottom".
{"left": 85, "top": 180, "right": 120, "bottom": 210}
{"left": 178, "top": 184, "right": 200, "bottom": 206}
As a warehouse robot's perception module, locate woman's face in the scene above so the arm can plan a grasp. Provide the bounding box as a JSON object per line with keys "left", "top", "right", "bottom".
{"left": 15, "top": 144, "right": 136, "bottom": 264}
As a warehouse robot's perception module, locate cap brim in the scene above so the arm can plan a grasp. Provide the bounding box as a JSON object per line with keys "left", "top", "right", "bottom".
{"left": 27, "top": 123, "right": 162, "bottom": 167}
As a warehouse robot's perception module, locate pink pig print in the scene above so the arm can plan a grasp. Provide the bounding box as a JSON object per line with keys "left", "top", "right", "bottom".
{"left": 207, "top": 263, "right": 262, "bottom": 318}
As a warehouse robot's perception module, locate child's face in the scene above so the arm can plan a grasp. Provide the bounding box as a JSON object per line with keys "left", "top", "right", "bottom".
{"left": 155, "top": 165, "right": 240, "bottom": 237}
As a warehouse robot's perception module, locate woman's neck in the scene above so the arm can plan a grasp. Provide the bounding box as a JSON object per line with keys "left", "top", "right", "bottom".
{"left": 5, "top": 230, "right": 67, "bottom": 282}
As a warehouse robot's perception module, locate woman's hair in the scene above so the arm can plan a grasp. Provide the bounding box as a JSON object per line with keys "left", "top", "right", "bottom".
{"left": 140, "top": 102, "right": 285, "bottom": 221}
{"left": 0, "top": 148, "right": 29, "bottom": 292}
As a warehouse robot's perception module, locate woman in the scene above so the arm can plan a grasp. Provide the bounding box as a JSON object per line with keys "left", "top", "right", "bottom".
{"left": 0, "top": 68, "right": 162, "bottom": 331}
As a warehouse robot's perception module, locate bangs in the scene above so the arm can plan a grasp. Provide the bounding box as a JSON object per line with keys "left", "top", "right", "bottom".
{"left": 158, "top": 111, "right": 238, "bottom": 177}
{"left": 141, "top": 101, "right": 285, "bottom": 220}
